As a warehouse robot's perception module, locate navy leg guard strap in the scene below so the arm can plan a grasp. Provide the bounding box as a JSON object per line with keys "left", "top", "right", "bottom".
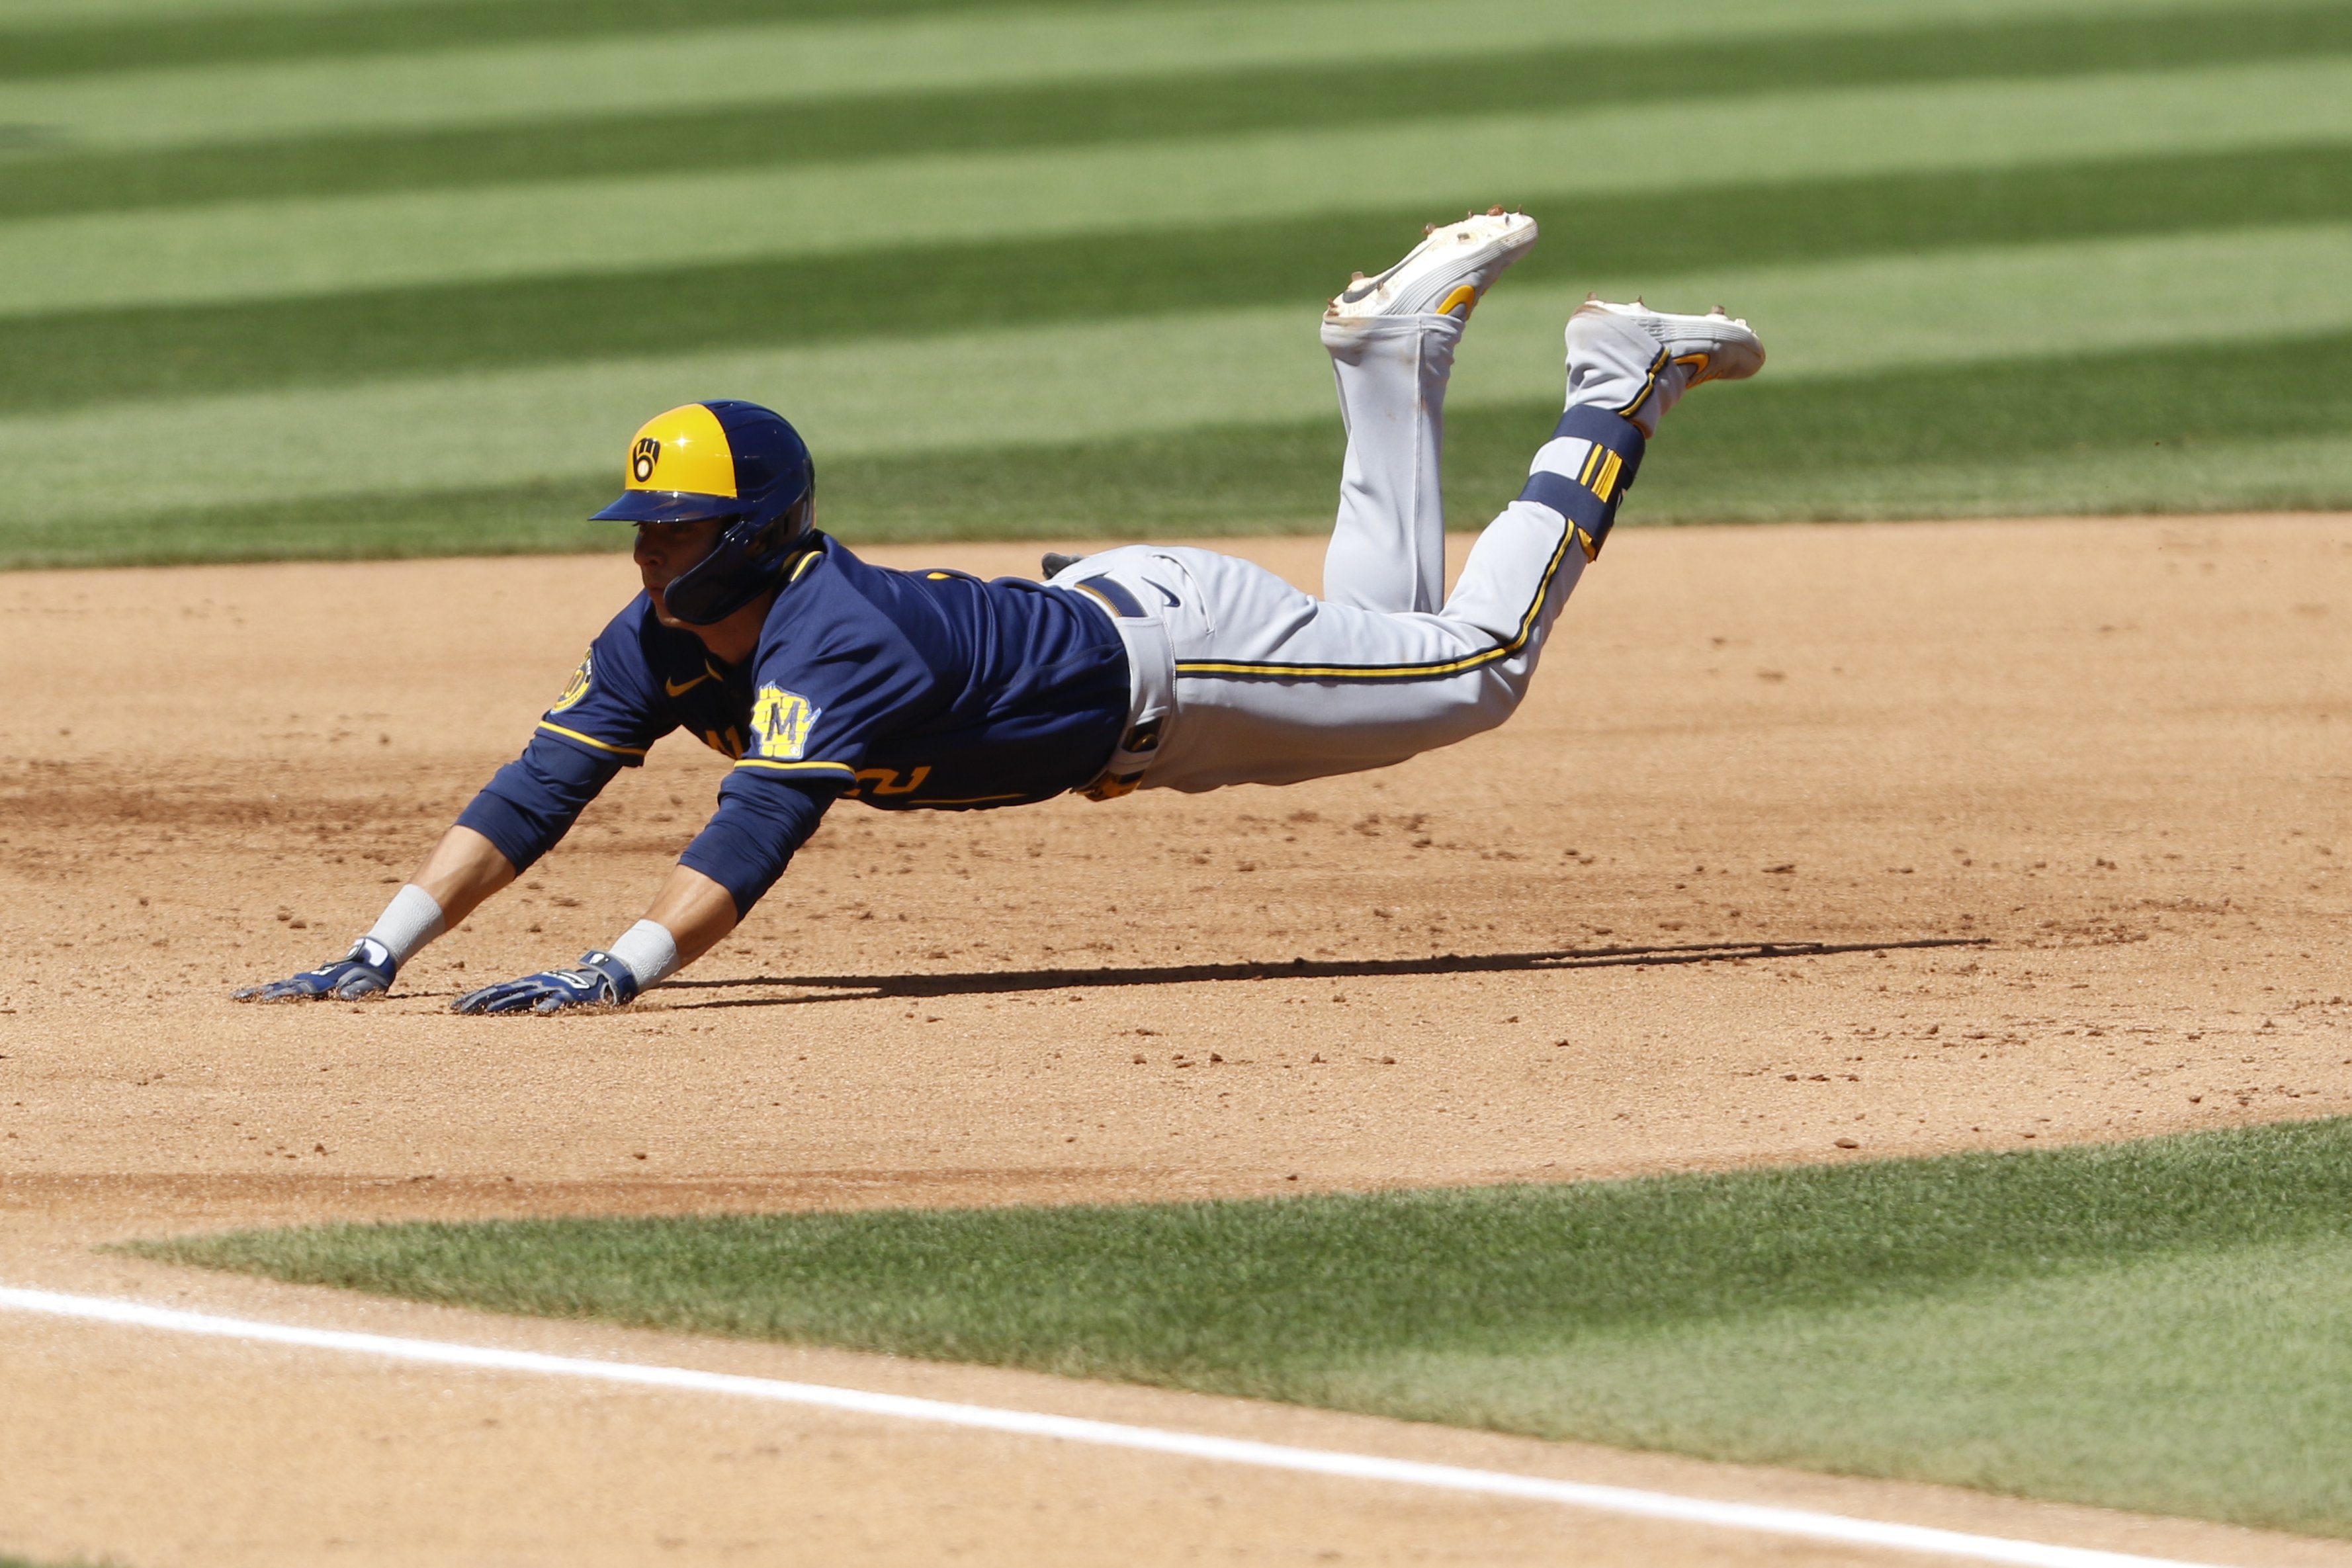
{"left": 1516, "top": 405, "right": 1648, "bottom": 560}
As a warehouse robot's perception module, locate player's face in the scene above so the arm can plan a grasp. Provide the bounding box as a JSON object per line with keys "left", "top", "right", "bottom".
{"left": 634, "top": 519, "right": 727, "bottom": 624}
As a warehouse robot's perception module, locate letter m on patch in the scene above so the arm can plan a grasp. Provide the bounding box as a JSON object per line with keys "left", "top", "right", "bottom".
{"left": 750, "top": 685, "right": 820, "bottom": 761}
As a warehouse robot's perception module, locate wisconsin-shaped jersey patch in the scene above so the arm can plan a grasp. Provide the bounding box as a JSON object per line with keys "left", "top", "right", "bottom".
{"left": 750, "top": 685, "right": 821, "bottom": 761}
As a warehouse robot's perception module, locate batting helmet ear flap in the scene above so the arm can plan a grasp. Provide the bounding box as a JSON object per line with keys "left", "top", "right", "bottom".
{"left": 660, "top": 486, "right": 815, "bottom": 625}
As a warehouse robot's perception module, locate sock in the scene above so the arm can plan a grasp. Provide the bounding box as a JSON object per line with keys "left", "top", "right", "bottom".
{"left": 1514, "top": 406, "right": 1647, "bottom": 560}
{"left": 363, "top": 884, "right": 446, "bottom": 969}
{"left": 607, "top": 919, "right": 682, "bottom": 990}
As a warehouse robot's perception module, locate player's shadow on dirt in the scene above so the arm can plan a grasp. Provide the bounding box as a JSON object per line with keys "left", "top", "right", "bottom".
{"left": 662, "top": 936, "right": 1987, "bottom": 1009}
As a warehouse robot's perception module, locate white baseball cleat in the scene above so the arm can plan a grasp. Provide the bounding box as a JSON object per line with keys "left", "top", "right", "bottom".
{"left": 1565, "top": 297, "right": 1764, "bottom": 433}
{"left": 1570, "top": 298, "right": 1764, "bottom": 384}
{"left": 1327, "top": 208, "right": 1539, "bottom": 324}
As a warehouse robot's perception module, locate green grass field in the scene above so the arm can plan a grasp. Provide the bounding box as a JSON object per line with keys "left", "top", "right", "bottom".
{"left": 144, "top": 1119, "right": 2352, "bottom": 1537}
{"left": 3, "top": 0, "right": 2350, "bottom": 567}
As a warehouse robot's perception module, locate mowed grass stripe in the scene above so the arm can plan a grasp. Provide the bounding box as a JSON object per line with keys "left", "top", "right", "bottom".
{"left": 138, "top": 1121, "right": 2352, "bottom": 1536}
{"left": 814, "top": 344, "right": 2352, "bottom": 537}
{"left": 12, "top": 5, "right": 2351, "bottom": 220}
{"left": 0, "top": 302, "right": 1311, "bottom": 525}
{"left": 9, "top": 222, "right": 2351, "bottom": 529}
{"left": 1327, "top": 1237, "right": 2352, "bottom": 1535}
{"left": 806, "top": 336, "right": 2352, "bottom": 534}
{"left": 9, "top": 0, "right": 2343, "bottom": 178}
{"left": 9, "top": 57, "right": 2352, "bottom": 322}
{"left": 15, "top": 331, "right": 2347, "bottom": 568}
{"left": 0, "top": 479, "right": 634, "bottom": 572}
{"left": 0, "top": 0, "right": 2262, "bottom": 85}
{"left": 0, "top": 0, "right": 1082, "bottom": 77}
{"left": 17, "top": 143, "right": 2352, "bottom": 415}
{"left": 1536, "top": 337, "right": 2352, "bottom": 523}
{"left": 6, "top": 0, "right": 1620, "bottom": 155}
{"left": 1647, "top": 429, "right": 2352, "bottom": 523}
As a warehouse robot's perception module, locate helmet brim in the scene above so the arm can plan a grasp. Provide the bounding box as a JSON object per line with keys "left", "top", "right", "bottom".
{"left": 589, "top": 489, "right": 739, "bottom": 524}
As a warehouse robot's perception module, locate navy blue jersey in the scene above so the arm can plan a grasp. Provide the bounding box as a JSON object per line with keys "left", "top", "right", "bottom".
{"left": 458, "top": 535, "right": 1128, "bottom": 913}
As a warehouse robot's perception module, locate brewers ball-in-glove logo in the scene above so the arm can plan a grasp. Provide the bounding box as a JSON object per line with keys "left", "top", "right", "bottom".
{"left": 631, "top": 437, "right": 661, "bottom": 484}
{"left": 750, "top": 685, "right": 819, "bottom": 761}
{"left": 550, "top": 652, "right": 593, "bottom": 713}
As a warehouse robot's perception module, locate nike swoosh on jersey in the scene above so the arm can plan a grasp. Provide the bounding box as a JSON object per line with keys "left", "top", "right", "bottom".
{"left": 664, "top": 672, "right": 713, "bottom": 697}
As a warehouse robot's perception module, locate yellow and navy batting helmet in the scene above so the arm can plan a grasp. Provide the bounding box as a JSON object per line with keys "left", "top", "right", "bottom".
{"left": 592, "top": 400, "right": 815, "bottom": 624}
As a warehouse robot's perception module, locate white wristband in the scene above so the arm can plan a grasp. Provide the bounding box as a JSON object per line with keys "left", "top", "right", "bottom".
{"left": 363, "top": 884, "right": 446, "bottom": 968}
{"left": 607, "top": 919, "right": 681, "bottom": 990}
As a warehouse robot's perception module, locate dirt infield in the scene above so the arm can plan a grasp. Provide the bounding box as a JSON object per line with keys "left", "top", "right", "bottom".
{"left": 5, "top": 515, "right": 2352, "bottom": 1566}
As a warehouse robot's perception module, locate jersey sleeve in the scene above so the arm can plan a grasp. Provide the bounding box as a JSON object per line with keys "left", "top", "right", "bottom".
{"left": 455, "top": 731, "right": 625, "bottom": 873}
{"left": 727, "top": 607, "right": 930, "bottom": 791}
{"left": 679, "top": 588, "right": 929, "bottom": 913}
{"left": 531, "top": 599, "right": 676, "bottom": 766}
{"left": 450, "top": 599, "right": 672, "bottom": 872}
{"left": 679, "top": 768, "right": 840, "bottom": 916}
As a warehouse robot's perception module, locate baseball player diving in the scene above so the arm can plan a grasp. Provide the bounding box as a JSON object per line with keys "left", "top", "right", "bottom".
{"left": 237, "top": 210, "right": 1763, "bottom": 1014}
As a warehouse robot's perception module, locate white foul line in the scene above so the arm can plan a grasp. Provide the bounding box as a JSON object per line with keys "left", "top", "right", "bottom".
{"left": 0, "top": 1284, "right": 2242, "bottom": 1568}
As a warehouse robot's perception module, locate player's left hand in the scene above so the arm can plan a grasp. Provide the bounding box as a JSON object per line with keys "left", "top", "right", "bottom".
{"left": 451, "top": 951, "right": 641, "bottom": 1015}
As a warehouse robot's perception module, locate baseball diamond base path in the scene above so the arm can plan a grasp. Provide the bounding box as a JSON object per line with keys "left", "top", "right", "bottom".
{"left": 4, "top": 514, "right": 2351, "bottom": 1566}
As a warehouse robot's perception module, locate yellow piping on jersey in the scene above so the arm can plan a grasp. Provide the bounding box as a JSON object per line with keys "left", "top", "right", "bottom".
{"left": 732, "top": 757, "right": 856, "bottom": 777}
{"left": 1174, "top": 513, "right": 1580, "bottom": 683}
{"left": 536, "top": 720, "right": 646, "bottom": 758}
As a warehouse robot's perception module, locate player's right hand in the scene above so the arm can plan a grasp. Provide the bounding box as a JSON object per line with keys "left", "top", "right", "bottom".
{"left": 233, "top": 938, "right": 397, "bottom": 1002}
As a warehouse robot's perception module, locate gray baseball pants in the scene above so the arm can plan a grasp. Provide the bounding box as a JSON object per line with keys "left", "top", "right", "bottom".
{"left": 1063, "top": 310, "right": 1613, "bottom": 794}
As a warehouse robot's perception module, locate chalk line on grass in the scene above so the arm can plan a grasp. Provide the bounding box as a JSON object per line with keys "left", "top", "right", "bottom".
{"left": 0, "top": 1284, "right": 2246, "bottom": 1568}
